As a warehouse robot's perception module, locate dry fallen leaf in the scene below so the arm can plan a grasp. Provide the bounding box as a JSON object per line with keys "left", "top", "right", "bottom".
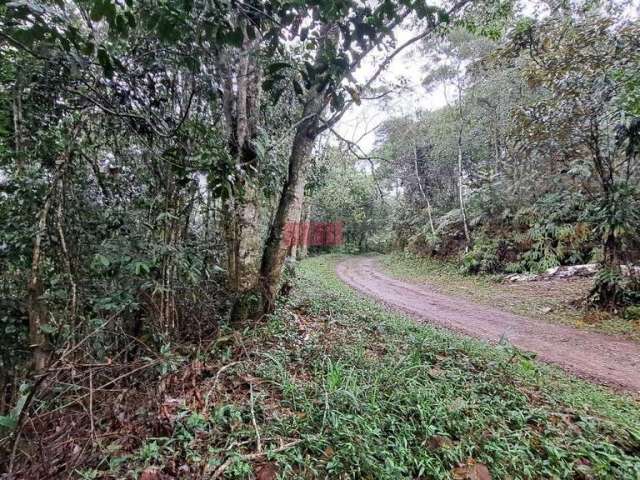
{"left": 451, "top": 458, "right": 491, "bottom": 480}
{"left": 255, "top": 462, "right": 278, "bottom": 480}
{"left": 140, "top": 467, "right": 163, "bottom": 480}
{"left": 574, "top": 458, "right": 593, "bottom": 479}
{"left": 425, "top": 435, "right": 453, "bottom": 450}
{"left": 323, "top": 446, "right": 335, "bottom": 459}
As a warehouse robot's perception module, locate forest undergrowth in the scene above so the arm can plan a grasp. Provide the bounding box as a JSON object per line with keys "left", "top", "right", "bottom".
{"left": 3, "top": 255, "right": 639, "bottom": 479}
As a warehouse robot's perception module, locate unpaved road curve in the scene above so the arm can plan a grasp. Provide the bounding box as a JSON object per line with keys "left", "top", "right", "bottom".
{"left": 336, "top": 256, "right": 640, "bottom": 393}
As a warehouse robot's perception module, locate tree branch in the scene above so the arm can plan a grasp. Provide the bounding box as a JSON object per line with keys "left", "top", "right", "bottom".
{"left": 328, "top": 126, "right": 387, "bottom": 204}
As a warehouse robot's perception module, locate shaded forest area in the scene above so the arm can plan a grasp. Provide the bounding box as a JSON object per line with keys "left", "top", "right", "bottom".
{"left": 1, "top": 0, "right": 640, "bottom": 478}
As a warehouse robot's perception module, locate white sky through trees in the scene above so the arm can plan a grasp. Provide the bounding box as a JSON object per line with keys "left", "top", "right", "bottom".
{"left": 334, "top": 25, "right": 447, "bottom": 153}
{"left": 334, "top": 0, "right": 639, "bottom": 153}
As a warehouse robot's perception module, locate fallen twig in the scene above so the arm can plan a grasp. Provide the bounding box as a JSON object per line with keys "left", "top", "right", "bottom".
{"left": 249, "top": 383, "right": 262, "bottom": 453}
{"left": 89, "top": 370, "right": 95, "bottom": 444}
{"left": 203, "top": 361, "right": 242, "bottom": 411}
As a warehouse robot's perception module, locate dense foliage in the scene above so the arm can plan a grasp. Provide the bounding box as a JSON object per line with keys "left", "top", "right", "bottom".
{"left": 319, "top": 3, "right": 640, "bottom": 310}
{"left": 0, "top": 0, "right": 475, "bottom": 473}
{"left": 2, "top": 0, "right": 639, "bottom": 476}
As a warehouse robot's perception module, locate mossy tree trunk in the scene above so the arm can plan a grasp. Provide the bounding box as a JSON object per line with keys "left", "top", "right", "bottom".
{"left": 216, "top": 28, "right": 265, "bottom": 322}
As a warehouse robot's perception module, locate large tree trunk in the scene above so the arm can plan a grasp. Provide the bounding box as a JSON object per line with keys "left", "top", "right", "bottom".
{"left": 217, "top": 32, "right": 265, "bottom": 322}
{"left": 288, "top": 179, "right": 306, "bottom": 259}
{"left": 260, "top": 97, "right": 322, "bottom": 312}
{"left": 297, "top": 201, "right": 311, "bottom": 260}
{"left": 224, "top": 183, "right": 264, "bottom": 321}
{"left": 28, "top": 187, "right": 53, "bottom": 372}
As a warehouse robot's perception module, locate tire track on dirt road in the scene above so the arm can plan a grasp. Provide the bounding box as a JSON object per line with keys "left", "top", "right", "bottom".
{"left": 336, "top": 256, "right": 640, "bottom": 393}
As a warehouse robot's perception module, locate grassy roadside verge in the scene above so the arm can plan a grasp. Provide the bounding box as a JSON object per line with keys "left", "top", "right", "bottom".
{"left": 284, "top": 256, "right": 639, "bottom": 479}
{"left": 378, "top": 252, "right": 640, "bottom": 341}
{"left": 18, "top": 255, "right": 640, "bottom": 479}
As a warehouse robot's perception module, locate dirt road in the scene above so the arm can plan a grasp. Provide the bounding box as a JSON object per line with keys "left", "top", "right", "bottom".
{"left": 336, "top": 256, "right": 640, "bottom": 392}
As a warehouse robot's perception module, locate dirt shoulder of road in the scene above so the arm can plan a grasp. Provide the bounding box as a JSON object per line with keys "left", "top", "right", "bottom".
{"left": 336, "top": 256, "right": 640, "bottom": 393}
{"left": 378, "top": 252, "right": 640, "bottom": 343}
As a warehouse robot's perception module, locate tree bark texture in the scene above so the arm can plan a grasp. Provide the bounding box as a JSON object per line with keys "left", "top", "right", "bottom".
{"left": 217, "top": 32, "right": 265, "bottom": 321}
{"left": 297, "top": 201, "right": 311, "bottom": 260}
{"left": 260, "top": 95, "right": 324, "bottom": 312}
{"left": 28, "top": 184, "right": 54, "bottom": 372}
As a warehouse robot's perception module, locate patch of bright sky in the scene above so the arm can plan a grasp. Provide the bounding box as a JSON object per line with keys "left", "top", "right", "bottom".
{"left": 334, "top": 0, "right": 638, "bottom": 154}
{"left": 334, "top": 26, "right": 446, "bottom": 154}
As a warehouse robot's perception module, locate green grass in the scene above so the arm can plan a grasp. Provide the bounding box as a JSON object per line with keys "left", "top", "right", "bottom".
{"left": 378, "top": 252, "right": 640, "bottom": 341}
{"left": 93, "top": 255, "right": 639, "bottom": 479}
